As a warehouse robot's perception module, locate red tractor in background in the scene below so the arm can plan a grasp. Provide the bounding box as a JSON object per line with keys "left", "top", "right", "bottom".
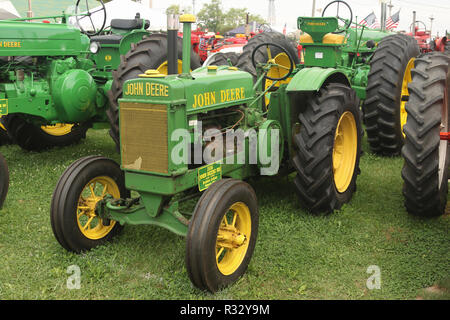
{"left": 180, "top": 29, "right": 246, "bottom": 63}
{"left": 406, "top": 22, "right": 448, "bottom": 53}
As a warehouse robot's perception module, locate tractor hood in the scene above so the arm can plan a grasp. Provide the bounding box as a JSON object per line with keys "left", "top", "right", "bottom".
{"left": 121, "top": 65, "right": 255, "bottom": 115}
{"left": 0, "top": 20, "right": 89, "bottom": 56}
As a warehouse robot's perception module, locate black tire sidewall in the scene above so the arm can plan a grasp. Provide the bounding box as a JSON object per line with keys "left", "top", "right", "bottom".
{"left": 0, "top": 153, "right": 9, "bottom": 209}
{"left": 187, "top": 179, "right": 258, "bottom": 292}
{"left": 53, "top": 157, "right": 127, "bottom": 252}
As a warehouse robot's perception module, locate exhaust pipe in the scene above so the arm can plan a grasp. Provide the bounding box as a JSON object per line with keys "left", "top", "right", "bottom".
{"left": 167, "top": 14, "right": 179, "bottom": 75}
{"left": 180, "top": 14, "right": 196, "bottom": 75}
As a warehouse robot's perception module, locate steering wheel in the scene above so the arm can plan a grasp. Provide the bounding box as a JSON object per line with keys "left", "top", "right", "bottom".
{"left": 410, "top": 21, "right": 428, "bottom": 34}
{"left": 75, "top": 0, "right": 107, "bottom": 36}
{"left": 258, "top": 23, "right": 273, "bottom": 33}
{"left": 251, "top": 42, "right": 294, "bottom": 81}
{"left": 322, "top": 0, "right": 353, "bottom": 34}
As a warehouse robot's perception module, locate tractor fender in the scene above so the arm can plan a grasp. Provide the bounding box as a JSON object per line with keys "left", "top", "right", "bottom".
{"left": 286, "top": 67, "right": 350, "bottom": 93}
{"left": 119, "top": 30, "right": 150, "bottom": 56}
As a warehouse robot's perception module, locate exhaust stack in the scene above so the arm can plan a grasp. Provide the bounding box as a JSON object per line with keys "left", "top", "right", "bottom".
{"left": 179, "top": 14, "right": 196, "bottom": 75}
{"left": 167, "top": 14, "right": 179, "bottom": 75}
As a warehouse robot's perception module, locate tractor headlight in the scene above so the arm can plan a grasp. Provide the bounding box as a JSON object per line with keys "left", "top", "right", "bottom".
{"left": 89, "top": 42, "right": 100, "bottom": 54}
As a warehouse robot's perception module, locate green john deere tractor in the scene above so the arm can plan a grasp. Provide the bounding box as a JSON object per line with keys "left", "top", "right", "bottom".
{"left": 0, "top": 0, "right": 200, "bottom": 151}
{"left": 49, "top": 1, "right": 420, "bottom": 292}
{"left": 236, "top": 0, "right": 419, "bottom": 156}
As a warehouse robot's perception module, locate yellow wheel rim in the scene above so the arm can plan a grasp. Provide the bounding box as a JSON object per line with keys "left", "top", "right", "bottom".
{"left": 216, "top": 202, "right": 251, "bottom": 276}
{"left": 265, "top": 52, "right": 292, "bottom": 106}
{"left": 156, "top": 59, "right": 184, "bottom": 75}
{"left": 77, "top": 176, "right": 120, "bottom": 240}
{"left": 41, "top": 124, "right": 74, "bottom": 136}
{"left": 333, "top": 111, "right": 358, "bottom": 193}
{"left": 400, "top": 58, "right": 415, "bottom": 137}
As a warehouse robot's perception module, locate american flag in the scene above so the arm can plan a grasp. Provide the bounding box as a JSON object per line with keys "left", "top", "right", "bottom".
{"left": 359, "top": 12, "right": 380, "bottom": 29}
{"left": 386, "top": 11, "right": 400, "bottom": 30}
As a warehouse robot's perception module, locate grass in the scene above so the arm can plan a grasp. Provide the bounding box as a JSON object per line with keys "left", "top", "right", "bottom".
{"left": 0, "top": 129, "right": 448, "bottom": 300}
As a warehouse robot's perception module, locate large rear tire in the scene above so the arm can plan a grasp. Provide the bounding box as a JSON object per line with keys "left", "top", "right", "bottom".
{"left": 363, "top": 34, "right": 420, "bottom": 156}
{"left": 292, "top": 83, "right": 363, "bottom": 213}
{"left": 0, "top": 152, "right": 9, "bottom": 209}
{"left": 401, "top": 52, "right": 450, "bottom": 217}
{"left": 107, "top": 33, "right": 201, "bottom": 152}
{"left": 2, "top": 114, "right": 88, "bottom": 152}
{"left": 0, "top": 119, "right": 12, "bottom": 146}
{"left": 205, "top": 51, "right": 240, "bottom": 66}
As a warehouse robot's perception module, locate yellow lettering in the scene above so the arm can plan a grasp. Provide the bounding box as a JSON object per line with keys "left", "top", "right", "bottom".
{"left": 150, "top": 83, "right": 155, "bottom": 96}
{"left": 226, "top": 89, "right": 230, "bottom": 102}
{"left": 197, "top": 94, "right": 204, "bottom": 107}
{"left": 204, "top": 92, "right": 210, "bottom": 106}
{"left": 193, "top": 94, "right": 197, "bottom": 108}
{"left": 230, "top": 88, "right": 235, "bottom": 101}
{"left": 210, "top": 92, "right": 216, "bottom": 105}
{"left": 241, "top": 87, "right": 245, "bottom": 99}
{"left": 235, "top": 88, "right": 240, "bottom": 100}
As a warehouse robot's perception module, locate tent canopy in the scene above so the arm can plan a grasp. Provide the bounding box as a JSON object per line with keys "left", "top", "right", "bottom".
{"left": 225, "top": 22, "right": 261, "bottom": 36}
{"left": 0, "top": 0, "right": 20, "bottom": 20}
{"left": 73, "top": 0, "right": 166, "bottom": 32}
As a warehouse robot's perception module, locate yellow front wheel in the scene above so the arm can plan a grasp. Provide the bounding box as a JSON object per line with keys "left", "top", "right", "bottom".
{"left": 51, "top": 156, "right": 128, "bottom": 253}
{"left": 186, "top": 179, "right": 259, "bottom": 292}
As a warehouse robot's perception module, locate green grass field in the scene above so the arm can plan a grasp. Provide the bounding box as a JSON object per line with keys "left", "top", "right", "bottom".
{"left": 0, "top": 129, "right": 448, "bottom": 300}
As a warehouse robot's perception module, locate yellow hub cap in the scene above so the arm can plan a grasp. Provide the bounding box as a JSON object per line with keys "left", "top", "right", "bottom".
{"left": 216, "top": 202, "right": 251, "bottom": 276}
{"left": 400, "top": 58, "right": 415, "bottom": 137}
{"left": 333, "top": 111, "right": 358, "bottom": 193}
{"left": 156, "top": 60, "right": 184, "bottom": 75}
{"left": 77, "top": 176, "right": 120, "bottom": 240}
{"left": 41, "top": 124, "right": 74, "bottom": 136}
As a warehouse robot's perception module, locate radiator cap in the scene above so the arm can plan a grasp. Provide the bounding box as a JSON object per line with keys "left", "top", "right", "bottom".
{"left": 139, "top": 69, "right": 166, "bottom": 78}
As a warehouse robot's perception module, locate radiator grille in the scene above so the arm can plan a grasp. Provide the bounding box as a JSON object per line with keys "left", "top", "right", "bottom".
{"left": 120, "top": 102, "right": 168, "bottom": 174}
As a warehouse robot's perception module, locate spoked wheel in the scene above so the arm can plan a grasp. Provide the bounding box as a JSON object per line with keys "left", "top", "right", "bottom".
{"left": 401, "top": 52, "right": 450, "bottom": 217}
{"left": 186, "top": 179, "right": 258, "bottom": 292}
{"left": 51, "top": 156, "right": 128, "bottom": 252}
{"left": 292, "top": 83, "right": 363, "bottom": 213}
{"left": 0, "top": 152, "right": 9, "bottom": 209}
{"left": 75, "top": 0, "right": 107, "bottom": 37}
{"left": 236, "top": 32, "right": 299, "bottom": 110}
{"left": 321, "top": 0, "right": 353, "bottom": 33}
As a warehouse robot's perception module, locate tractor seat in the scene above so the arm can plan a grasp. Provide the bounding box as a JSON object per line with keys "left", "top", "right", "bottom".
{"left": 300, "top": 33, "right": 346, "bottom": 45}
{"left": 111, "top": 18, "right": 150, "bottom": 31}
{"left": 90, "top": 34, "right": 123, "bottom": 45}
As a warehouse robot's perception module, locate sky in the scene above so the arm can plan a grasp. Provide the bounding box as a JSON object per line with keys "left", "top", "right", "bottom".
{"left": 148, "top": 0, "right": 450, "bottom": 37}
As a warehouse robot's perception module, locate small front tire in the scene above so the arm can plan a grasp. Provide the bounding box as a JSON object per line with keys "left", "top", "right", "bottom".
{"left": 186, "top": 179, "right": 259, "bottom": 292}
{"left": 51, "top": 156, "right": 128, "bottom": 252}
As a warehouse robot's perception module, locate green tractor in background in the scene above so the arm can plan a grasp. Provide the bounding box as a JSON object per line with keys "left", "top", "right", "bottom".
{"left": 236, "top": 0, "right": 419, "bottom": 157}
{"left": 0, "top": 0, "right": 200, "bottom": 152}
{"left": 49, "top": 0, "right": 419, "bottom": 292}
